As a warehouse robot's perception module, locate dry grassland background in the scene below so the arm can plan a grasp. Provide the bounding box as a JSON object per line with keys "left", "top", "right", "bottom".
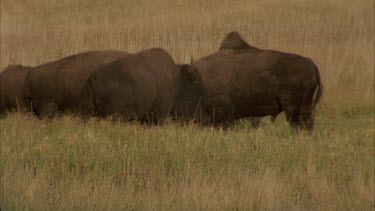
{"left": 0, "top": 0, "right": 374, "bottom": 210}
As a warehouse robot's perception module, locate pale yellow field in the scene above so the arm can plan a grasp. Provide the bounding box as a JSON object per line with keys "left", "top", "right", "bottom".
{"left": 0, "top": 0, "right": 374, "bottom": 210}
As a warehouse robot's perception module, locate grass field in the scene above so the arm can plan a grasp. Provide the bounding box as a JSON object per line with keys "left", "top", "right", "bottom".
{"left": 1, "top": 0, "right": 374, "bottom": 210}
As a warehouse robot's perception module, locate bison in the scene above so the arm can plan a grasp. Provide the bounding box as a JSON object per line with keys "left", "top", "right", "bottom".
{"left": 193, "top": 31, "right": 323, "bottom": 130}
{"left": 80, "top": 48, "right": 207, "bottom": 123}
{"left": 0, "top": 65, "right": 32, "bottom": 116}
{"left": 219, "top": 31, "right": 278, "bottom": 126}
{"left": 25, "top": 50, "right": 130, "bottom": 118}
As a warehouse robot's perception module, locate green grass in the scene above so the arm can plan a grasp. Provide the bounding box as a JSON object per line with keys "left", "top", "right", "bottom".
{"left": 1, "top": 106, "right": 373, "bottom": 210}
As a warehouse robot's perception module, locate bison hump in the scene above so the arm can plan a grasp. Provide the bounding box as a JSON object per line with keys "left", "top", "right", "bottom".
{"left": 219, "top": 31, "right": 258, "bottom": 51}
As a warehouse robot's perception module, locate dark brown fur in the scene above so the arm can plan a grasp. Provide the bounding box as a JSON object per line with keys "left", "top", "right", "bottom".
{"left": 194, "top": 46, "right": 323, "bottom": 130}
{"left": 219, "top": 31, "right": 258, "bottom": 51}
{"left": 219, "top": 31, "right": 265, "bottom": 127}
{"left": 25, "top": 50, "right": 130, "bottom": 118}
{"left": 0, "top": 65, "right": 32, "bottom": 115}
{"left": 81, "top": 48, "right": 207, "bottom": 123}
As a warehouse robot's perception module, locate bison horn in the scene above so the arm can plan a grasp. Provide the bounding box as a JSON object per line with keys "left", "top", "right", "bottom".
{"left": 190, "top": 55, "right": 195, "bottom": 65}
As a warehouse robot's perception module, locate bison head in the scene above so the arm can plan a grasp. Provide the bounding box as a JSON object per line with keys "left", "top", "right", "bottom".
{"left": 175, "top": 57, "right": 209, "bottom": 121}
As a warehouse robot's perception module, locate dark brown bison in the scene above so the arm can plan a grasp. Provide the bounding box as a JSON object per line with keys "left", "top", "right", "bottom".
{"left": 80, "top": 48, "right": 207, "bottom": 123}
{"left": 219, "top": 31, "right": 264, "bottom": 127}
{"left": 219, "top": 31, "right": 277, "bottom": 127}
{"left": 193, "top": 31, "right": 323, "bottom": 130}
{"left": 0, "top": 65, "right": 32, "bottom": 115}
{"left": 25, "top": 50, "right": 130, "bottom": 118}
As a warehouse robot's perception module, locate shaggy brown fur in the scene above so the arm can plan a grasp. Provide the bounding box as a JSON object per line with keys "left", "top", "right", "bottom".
{"left": 81, "top": 48, "right": 207, "bottom": 123}
{"left": 219, "top": 31, "right": 258, "bottom": 51}
{"left": 0, "top": 65, "right": 32, "bottom": 115}
{"left": 25, "top": 50, "right": 130, "bottom": 118}
{"left": 195, "top": 36, "right": 322, "bottom": 130}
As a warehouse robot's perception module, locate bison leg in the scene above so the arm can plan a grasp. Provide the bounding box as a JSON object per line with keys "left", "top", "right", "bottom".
{"left": 248, "top": 117, "right": 262, "bottom": 128}
{"left": 33, "top": 100, "right": 60, "bottom": 119}
{"left": 280, "top": 91, "right": 315, "bottom": 131}
{"left": 284, "top": 106, "right": 314, "bottom": 131}
{"left": 284, "top": 112, "right": 302, "bottom": 130}
{"left": 0, "top": 101, "right": 6, "bottom": 117}
{"left": 78, "top": 82, "right": 96, "bottom": 119}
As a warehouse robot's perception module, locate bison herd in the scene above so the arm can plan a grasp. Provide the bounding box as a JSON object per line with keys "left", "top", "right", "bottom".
{"left": 0, "top": 31, "right": 322, "bottom": 130}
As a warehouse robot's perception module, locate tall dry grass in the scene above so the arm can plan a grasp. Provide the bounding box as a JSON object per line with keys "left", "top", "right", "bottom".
{"left": 0, "top": 0, "right": 374, "bottom": 210}
{"left": 1, "top": 109, "right": 374, "bottom": 209}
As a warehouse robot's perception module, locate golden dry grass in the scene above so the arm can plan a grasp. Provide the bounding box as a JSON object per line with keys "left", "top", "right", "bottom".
{"left": 1, "top": 110, "right": 374, "bottom": 210}
{"left": 0, "top": 0, "right": 374, "bottom": 210}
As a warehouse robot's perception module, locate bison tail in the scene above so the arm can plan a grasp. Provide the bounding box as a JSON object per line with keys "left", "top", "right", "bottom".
{"left": 311, "top": 61, "right": 323, "bottom": 108}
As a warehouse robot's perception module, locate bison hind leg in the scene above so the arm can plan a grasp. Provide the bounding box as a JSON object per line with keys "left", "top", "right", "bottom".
{"left": 284, "top": 107, "right": 314, "bottom": 131}
{"left": 34, "top": 101, "right": 60, "bottom": 119}
{"left": 279, "top": 93, "right": 315, "bottom": 131}
{"left": 248, "top": 117, "right": 262, "bottom": 128}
